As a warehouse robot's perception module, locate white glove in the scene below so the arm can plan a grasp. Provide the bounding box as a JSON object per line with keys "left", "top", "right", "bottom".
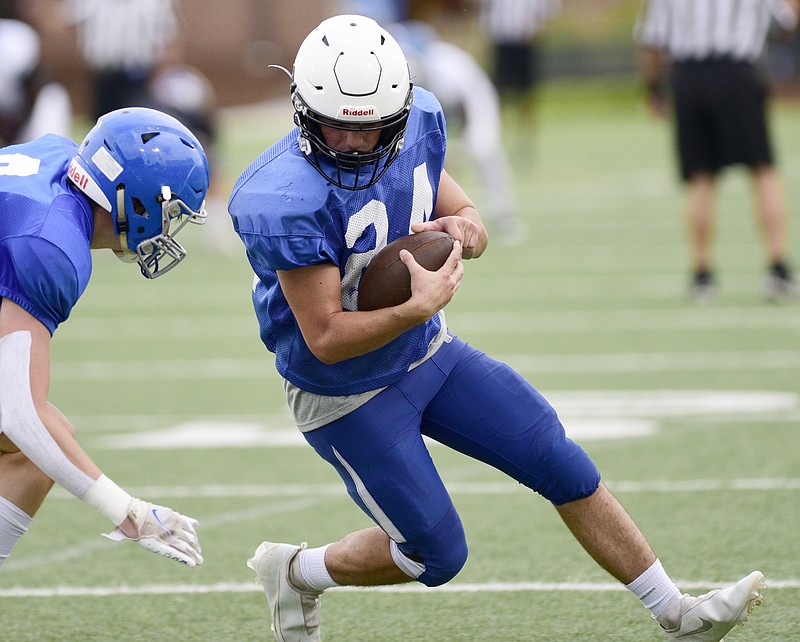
{"left": 103, "top": 498, "right": 204, "bottom": 567}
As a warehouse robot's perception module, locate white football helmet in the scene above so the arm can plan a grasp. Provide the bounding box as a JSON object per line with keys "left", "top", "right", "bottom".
{"left": 291, "top": 14, "right": 413, "bottom": 190}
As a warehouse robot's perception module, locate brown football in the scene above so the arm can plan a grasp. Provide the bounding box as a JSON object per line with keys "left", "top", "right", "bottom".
{"left": 357, "top": 231, "right": 455, "bottom": 311}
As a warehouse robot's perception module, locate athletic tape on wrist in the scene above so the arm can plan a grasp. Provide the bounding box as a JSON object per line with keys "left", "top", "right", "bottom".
{"left": 84, "top": 474, "right": 132, "bottom": 526}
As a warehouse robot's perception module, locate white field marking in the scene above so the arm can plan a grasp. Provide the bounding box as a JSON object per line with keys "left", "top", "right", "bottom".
{"left": 3, "top": 578, "right": 800, "bottom": 599}
{"left": 92, "top": 390, "right": 799, "bottom": 450}
{"left": 94, "top": 419, "right": 658, "bottom": 449}
{"left": 499, "top": 351, "right": 800, "bottom": 374}
{"left": 51, "top": 352, "right": 800, "bottom": 381}
{"left": 53, "top": 306, "right": 800, "bottom": 341}
{"left": 70, "top": 413, "right": 289, "bottom": 432}
{"left": 453, "top": 306, "right": 800, "bottom": 333}
{"left": 544, "top": 390, "right": 800, "bottom": 418}
{"left": 97, "top": 421, "right": 306, "bottom": 449}
{"left": 45, "top": 478, "right": 800, "bottom": 502}
{"left": 51, "top": 358, "right": 276, "bottom": 381}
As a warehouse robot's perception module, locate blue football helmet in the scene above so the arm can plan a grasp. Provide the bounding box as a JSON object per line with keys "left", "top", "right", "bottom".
{"left": 68, "top": 107, "right": 209, "bottom": 278}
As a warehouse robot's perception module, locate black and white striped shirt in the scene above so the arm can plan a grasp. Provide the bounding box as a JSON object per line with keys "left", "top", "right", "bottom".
{"left": 481, "top": 0, "right": 561, "bottom": 44}
{"left": 636, "top": 0, "right": 798, "bottom": 62}
{"left": 68, "top": 0, "right": 180, "bottom": 72}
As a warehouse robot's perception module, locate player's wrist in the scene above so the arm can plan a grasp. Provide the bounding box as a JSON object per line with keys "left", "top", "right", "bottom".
{"left": 84, "top": 474, "right": 132, "bottom": 526}
{"left": 397, "top": 297, "right": 438, "bottom": 326}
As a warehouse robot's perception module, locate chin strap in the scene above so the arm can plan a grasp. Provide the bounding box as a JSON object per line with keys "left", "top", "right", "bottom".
{"left": 114, "top": 185, "right": 136, "bottom": 260}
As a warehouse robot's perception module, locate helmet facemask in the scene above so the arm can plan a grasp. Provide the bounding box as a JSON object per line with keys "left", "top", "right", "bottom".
{"left": 293, "top": 90, "right": 411, "bottom": 190}
{"left": 115, "top": 184, "right": 207, "bottom": 279}
{"left": 69, "top": 107, "right": 210, "bottom": 279}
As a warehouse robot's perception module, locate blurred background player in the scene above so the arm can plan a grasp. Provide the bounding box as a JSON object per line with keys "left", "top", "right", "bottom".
{"left": 636, "top": 0, "right": 800, "bottom": 302}
{"left": 0, "top": 10, "right": 71, "bottom": 146}
{"left": 0, "top": 107, "right": 209, "bottom": 568}
{"left": 335, "top": 0, "right": 408, "bottom": 23}
{"left": 480, "top": 0, "right": 561, "bottom": 150}
{"left": 147, "top": 64, "right": 218, "bottom": 170}
{"left": 390, "top": 20, "right": 526, "bottom": 245}
{"left": 143, "top": 62, "right": 235, "bottom": 253}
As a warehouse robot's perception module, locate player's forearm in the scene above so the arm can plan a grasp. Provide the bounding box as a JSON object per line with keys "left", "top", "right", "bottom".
{"left": 432, "top": 170, "right": 489, "bottom": 259}
{"left": 0, "top": 332, "right": 101, "bottom": 502}
{"left": 39, "top": 403, "right": 102, "bottom": 479}
{"left": 7, "top": 384, "right": 130, "bottom": 526}
{"left": 305, "top": 306, "right": 430, "bottom": 365}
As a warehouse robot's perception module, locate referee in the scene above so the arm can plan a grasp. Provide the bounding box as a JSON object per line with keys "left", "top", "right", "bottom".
{"left": 636, "top": 0, "right": 800, "bottom": 302}
{"left": 67, "top": 0, "right": 181, "bottom": 121}
{"left": 481, "top": 0, "right": 561, "bottom": 134}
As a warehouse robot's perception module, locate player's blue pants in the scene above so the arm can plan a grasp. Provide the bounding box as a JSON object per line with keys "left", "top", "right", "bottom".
{"left": 303, "top": 336, "right": 601, "bottom": 587}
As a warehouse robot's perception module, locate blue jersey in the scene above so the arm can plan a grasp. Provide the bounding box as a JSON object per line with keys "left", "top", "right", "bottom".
{"left": 229, "top": 88, "right": 448, "bottom": 396}
{"left": 0, "top": 135, "right": 94, "bottom": 335}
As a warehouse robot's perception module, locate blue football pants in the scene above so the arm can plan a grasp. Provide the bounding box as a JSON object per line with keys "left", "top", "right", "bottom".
{"left": 303, "top": 336, "right": 601, "bottom": 586}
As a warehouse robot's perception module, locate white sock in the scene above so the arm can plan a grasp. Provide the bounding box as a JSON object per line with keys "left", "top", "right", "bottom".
{"left": 297, "top": 544, "right": 338, "bottom": 592}
{"left": 0, "top": 496, "right": 32, "bottom": 567}
{"left": 625, "top": 558, "right": 681, "bottom": 619}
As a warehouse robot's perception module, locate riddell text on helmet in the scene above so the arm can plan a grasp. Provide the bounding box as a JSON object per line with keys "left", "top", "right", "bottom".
{"left": 340, "top": 107, "right": 375, "bottom": 117}
{"left": 67, "top": 161, "right": 89, "bottom": 190}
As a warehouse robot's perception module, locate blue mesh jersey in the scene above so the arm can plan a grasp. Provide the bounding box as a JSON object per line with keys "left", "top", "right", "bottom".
{"left": 229, "top": 88, "right": 448, "bottom": 396}
{"left": 0, "top": 135, "right": 94, "bottom": 335}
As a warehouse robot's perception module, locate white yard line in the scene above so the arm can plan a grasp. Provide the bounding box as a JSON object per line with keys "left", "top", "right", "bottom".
{"left": 44, "top": 478, "right": 800, "bottom": 501}
{"left": 3, "top": 578, "right": 799, "bottom": 599}
{"left": 51, "top": 351, "right": 800, "bottom": 380}
{"left": 55, "top": 306, "right": 800, "bottom": 340}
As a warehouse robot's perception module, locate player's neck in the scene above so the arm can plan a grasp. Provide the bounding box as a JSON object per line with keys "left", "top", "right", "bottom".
{"left": 89, "top": 204, "right": 119, "bottom": 251}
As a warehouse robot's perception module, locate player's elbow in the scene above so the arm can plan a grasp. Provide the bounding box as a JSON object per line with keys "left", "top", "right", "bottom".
{"left": 302, "top": 320, "right": 372, "bottom": 365}
{"left": 306, "top": 337, "right": 346, "bottom": 365}
{"left": 313, "top": 349, "right": 341, "bottom": 365}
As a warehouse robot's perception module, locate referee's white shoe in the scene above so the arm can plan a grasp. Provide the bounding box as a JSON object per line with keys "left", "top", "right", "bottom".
{"left": 658, "top": 571, "right": 765, "bottom": 641}
{"left": 248, "top": 541, "right": 322, "bottom": 642}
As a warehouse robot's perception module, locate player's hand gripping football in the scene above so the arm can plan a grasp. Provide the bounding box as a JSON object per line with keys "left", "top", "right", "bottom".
{"left": 411, "top": 215, "right": 485, "bottom": 260}
{"left": 102, "top": 498, "right": 203, "bottom": 566}
{"left": 399, "top": 239, "right": 463, "bottom": 320}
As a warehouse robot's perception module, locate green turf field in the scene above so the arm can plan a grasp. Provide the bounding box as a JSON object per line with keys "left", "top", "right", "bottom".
{"left": 2, "top": 78, "right": 799, "bottom": 641}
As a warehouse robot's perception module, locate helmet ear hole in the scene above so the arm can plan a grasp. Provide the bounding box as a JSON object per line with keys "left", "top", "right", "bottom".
{"left": 130, "top": 197, "right": 148, "bottom": 217}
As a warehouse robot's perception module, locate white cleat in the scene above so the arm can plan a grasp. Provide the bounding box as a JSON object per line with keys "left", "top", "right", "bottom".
{"left": 247, "top": 541, "right": 322, "bottom": 642}
{"left": 660, "top": 571, "right": 766, "bottom": 641}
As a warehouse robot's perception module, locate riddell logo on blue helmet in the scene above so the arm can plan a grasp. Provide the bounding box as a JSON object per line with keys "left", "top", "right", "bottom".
{"left": 339, "top": 106, "right": 376, "bottom": 118}
{"left": 67, "top": 160, "right": 89, "bottom": 190}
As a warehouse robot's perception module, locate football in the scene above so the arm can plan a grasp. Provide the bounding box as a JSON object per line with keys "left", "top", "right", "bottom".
{"left": 358, "top": 231, "right": 455, "bottom": 311}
